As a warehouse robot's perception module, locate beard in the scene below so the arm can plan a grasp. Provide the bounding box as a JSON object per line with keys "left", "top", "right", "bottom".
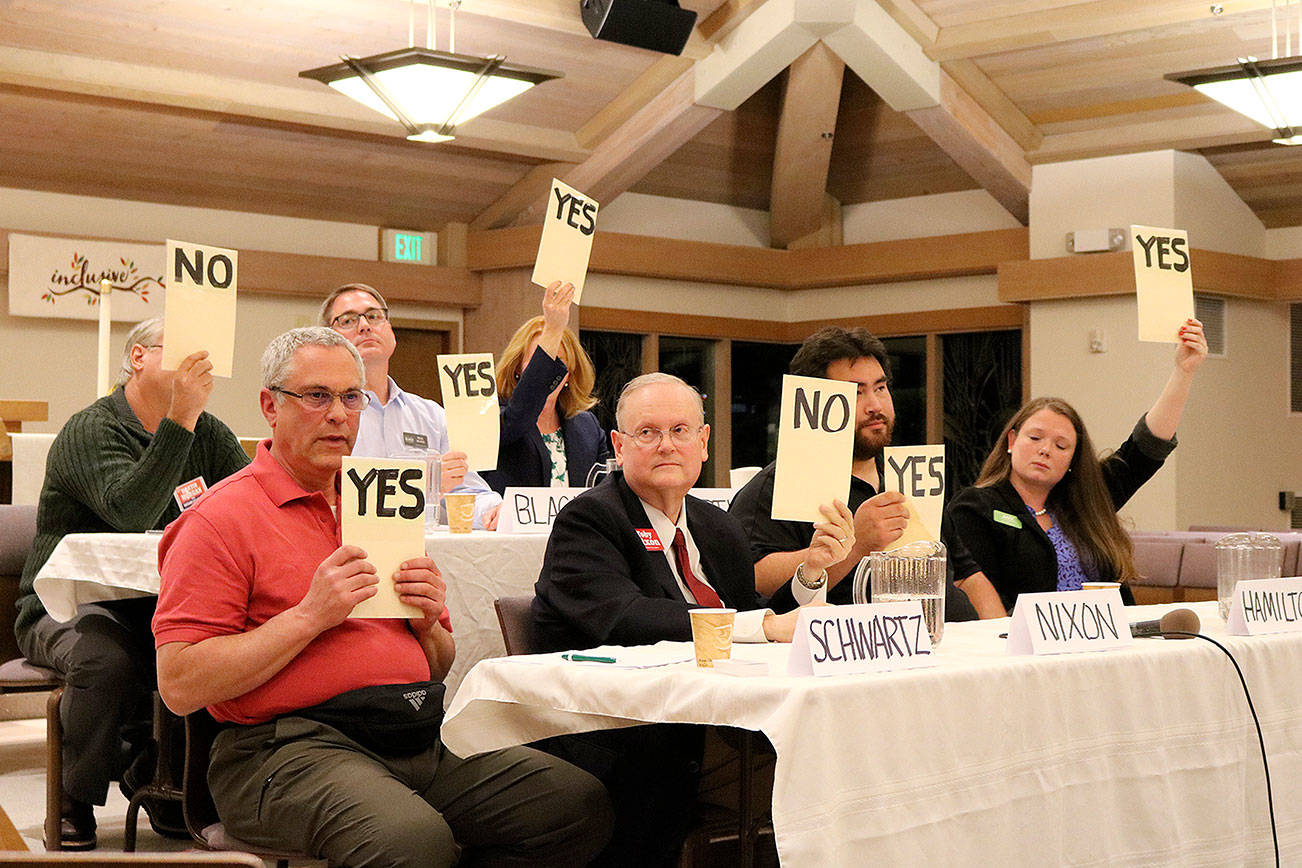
{"left": 853, "top": 414, "right": 894, "bottom": 461}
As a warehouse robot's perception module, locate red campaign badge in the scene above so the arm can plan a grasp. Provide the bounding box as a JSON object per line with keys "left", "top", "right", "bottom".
{"left": 173, "top": 477, "right": 208, "bottom": 511}
{"left": 636, "top": 529, "right": 664, "bottom": 552}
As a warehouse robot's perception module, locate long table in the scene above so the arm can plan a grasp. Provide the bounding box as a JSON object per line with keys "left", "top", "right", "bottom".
{"left": 32, "top": 529, "right": 549, "bottom": 696}
{"left": 442, "top": 601, "right": 1302, "bottom": 866}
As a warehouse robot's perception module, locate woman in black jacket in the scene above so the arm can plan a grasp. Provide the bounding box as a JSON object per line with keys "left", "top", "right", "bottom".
{"left": 947, "top": 318, "right": 1207, "bottom": 612}
{"left": 484, "top": 281, "right": 608, "bottom": 495}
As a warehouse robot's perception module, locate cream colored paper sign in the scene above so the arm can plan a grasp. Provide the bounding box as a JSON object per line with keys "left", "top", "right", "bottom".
{"left": 531, "top": 179, "right": 598, "bottom": 303}
{"left": 1130, "top": 225, "right": 1194, "bottom": 343}
{"left": 771, "top": 374, "right": 855, "bottom": 523}
{"left": 342, "top": 457, "right": 426, "bottom": 619}
{"left": 437, "top": 353, "right": 500, "bottom": 471}
{"left": 162, "top": 239, "right": 237, "bottom": 377}
{"left": 881, "top": 445, "right": 945, "bottom": 550}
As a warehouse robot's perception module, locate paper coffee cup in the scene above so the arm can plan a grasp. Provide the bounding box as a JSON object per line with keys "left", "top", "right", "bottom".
{"left": 445, "top": 493, "right": 476, "bottom": 534}
{"left": 1081, "top": 582, "right": 1120, "bottom": 591}
{"left": 689, "top": 608, "right": 736, "bottom": 668}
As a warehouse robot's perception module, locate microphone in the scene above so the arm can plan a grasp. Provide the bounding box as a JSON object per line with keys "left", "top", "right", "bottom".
{"left": 1129, "top": 608, "right": 1200, "bottom": 639}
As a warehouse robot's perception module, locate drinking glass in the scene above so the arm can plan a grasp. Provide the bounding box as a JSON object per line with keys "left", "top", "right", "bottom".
{"left": 851, "top": 541, "right": 947, "bottom": 646}
{"left": 1216, "top": 532, "right": 1282, "bottom": 619}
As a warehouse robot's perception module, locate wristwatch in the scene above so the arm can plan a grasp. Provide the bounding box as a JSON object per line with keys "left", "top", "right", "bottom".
{"left": 795, "top": 562, "right": 827, "bottom": 591}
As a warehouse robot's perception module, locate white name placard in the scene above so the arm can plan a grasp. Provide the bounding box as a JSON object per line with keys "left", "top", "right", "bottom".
{"left": 787, "top": 602, "right": 934, "bottom": 676}
{"left": 1006, "top": 590, "right": 1131, "bottom": 655}
{"left": 497, "top": 487, "right": 584, "bottom": 533}
{"left": 1227, "top": 577, "right": 1302, "bottom": 636}
{"left": 688, "top": 487, "right": 735, "bottom": 511}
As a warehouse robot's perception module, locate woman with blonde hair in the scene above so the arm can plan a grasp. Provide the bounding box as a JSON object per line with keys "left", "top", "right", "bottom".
{"left": 485, "top": 281, "right": 608, "bottom": 494}
{"left": 946, "top": 319, "right": 1207, "bottom": 611}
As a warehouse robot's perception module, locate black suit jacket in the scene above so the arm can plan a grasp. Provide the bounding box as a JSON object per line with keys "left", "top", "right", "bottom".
{"left": 484, "top": 348, "right": 609, "bottom": 495}
{"left": 532, "top": 471, "right": 765, "bottom": 652}
{"left": 946, "top": 416, "right": 1173, "bottom": 610}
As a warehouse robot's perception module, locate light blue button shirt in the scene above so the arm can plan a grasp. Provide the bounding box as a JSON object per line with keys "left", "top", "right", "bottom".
{"left": 352, "top": 377, "right": 502, "bottom": 528}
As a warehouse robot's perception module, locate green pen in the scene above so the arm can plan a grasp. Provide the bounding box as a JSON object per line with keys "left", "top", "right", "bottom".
{"left": 561, "top": 653, "right": 617, "bottom": 663}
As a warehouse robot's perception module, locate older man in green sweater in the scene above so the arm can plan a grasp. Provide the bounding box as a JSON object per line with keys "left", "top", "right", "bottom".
{"left": 16, "top": 318, "right": 247, "bottom": 849}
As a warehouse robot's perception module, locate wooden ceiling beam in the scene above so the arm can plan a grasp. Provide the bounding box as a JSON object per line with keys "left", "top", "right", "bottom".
{"left": 770, "top": 43, "right": 845, "bottom": 248}
{"left": 470, "top": 163, "right": 577, "bottom": 231}
{"left": 502, "top": 66, "right": 723, "bottom": 226}
{"left": 0, "top": 46, "right": 587, "bottom": 163}
{"left": 1030, "top": 113, "right": 1271, "bottom": 164}
{"left": 930, "top": 0, "right": 1279, "bottom": 62}
{"left": 906, "top": 68, "right": 1032, "bottom": 224}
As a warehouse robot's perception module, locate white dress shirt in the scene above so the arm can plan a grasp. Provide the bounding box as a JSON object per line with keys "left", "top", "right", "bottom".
{"left": 638, "top": 497, "right": 770, "bottom": 643}
{"left": 352, "top": 377, "right": 502, "bottom": 528}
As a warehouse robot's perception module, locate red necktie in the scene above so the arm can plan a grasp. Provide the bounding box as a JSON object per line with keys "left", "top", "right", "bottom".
{"left": 672, "top": 528, "right": 724, "bottom": 608}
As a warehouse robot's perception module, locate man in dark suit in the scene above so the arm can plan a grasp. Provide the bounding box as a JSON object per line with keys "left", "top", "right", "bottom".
{"left": 533, "top": 372, "right": 840, "bottom": 866}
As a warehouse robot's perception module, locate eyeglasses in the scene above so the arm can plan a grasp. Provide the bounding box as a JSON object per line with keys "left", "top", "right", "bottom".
{"left": 271, "top": 386, "right": 370, "bottom": 412}
{"left": 619, "top": 424, "right": 701, "bottom": 448}
{"left": 330, "top": 308, "right": 389, "bottom": 331}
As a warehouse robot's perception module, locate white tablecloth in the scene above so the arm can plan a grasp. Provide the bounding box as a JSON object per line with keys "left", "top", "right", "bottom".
{"left": 443, "top": 601, "right": 1302, "bottom": 867}
{"left": 32, "top": 529, "right": 549, "bottom": 696}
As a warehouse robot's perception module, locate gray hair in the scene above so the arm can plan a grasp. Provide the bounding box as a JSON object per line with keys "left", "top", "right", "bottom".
{"left": 260, "top": 327, "right": 364, "bottom": 391}
{"left": 615, "top": 372, "right": 704, "bottom": 431}
{"left": 318, "top": 283, "right": 389, "bottom": 327}
{"left": 116, "top": 317, "right": 163, "bottom": 387}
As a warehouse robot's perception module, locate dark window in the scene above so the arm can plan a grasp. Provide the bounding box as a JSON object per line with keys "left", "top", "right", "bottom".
{"left": 942, "top": 330, "right": 1023, "bottom": 493}
{"left": 579, "top": 330, "right": 643, "bottom": 435}
{"left": 730, "top": 341, "right": 800, "bottom": 469}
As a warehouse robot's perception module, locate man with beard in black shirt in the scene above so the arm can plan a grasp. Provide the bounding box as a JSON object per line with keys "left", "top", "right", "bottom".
{"left": 728, "top": 327, "right": 1005, "bottom": 619}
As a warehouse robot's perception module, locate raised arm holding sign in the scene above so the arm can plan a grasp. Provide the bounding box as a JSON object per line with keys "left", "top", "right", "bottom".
{"left": 1131, "top": 224, "right": 1194, "bottom": 344}
{"left": 436, "top": 353, "right": 501, "bottom": 471}
{"left": 770, "top": 374, "right": 856, "bottom": 523}
{"left": 532, "top": 179, "right": 599, "bottom": 303}
{"left": 162, "top": 239, "right": 237, "bottom": 377}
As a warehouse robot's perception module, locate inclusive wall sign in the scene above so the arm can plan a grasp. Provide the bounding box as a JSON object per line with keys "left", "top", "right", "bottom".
{"left": 341, "top": 456, "right": 427, "bottom": 619}
{"left": 1006, "top": 589, "right": 1131, "bottom": 655}
{"left": 7, "top": 233, "right": 161, "bottom": 320}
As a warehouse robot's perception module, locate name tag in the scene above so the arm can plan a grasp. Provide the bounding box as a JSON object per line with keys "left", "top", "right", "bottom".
{"left": 173, "top": 477, "right": 207, "bottom": 511}
{"left": 688, "top": 487, "right": 735, "bottom": 511}
{"left": 1227, "top": 577, "right": 1302, "bottom": 635}
{"left": 788, "top": 603, "right": 934, "bottom": 676}
{"left": 1006, "top": 590, "right": 1131, "bottom": 655}
{"left": 497, "top": 487, "right": 584, "bottom": 533}
{"left": 636, "top": 528, "right": 664, "bottom": 552}
{"left": 992, "top": 509, "right": 1022, "bottom": 529}
{"left": 402, "top": 432, "right": 430, "bottom": 449}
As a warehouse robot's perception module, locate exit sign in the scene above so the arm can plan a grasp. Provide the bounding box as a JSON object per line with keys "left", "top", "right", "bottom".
{"left": 380, "top": 229, "right": 435, "bottom": 265}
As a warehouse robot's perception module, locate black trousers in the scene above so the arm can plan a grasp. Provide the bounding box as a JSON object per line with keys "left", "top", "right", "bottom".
{"left": 18, "top": 597, "right": 157, "bottom": 805}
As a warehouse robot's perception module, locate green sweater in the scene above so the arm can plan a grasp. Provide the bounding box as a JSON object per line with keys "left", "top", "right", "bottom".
{"left": 16, "top": 388, "right": 249, "bottom": 637}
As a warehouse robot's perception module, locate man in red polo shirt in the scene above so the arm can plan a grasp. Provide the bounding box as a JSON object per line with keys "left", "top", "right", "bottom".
{"left": 152, "top": 327, "right": 610, "bottom": 868}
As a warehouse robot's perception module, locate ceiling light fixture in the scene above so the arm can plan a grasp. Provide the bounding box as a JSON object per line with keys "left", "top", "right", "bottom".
{"left": 300, "top": 0, "right": 562, "bottom": 144}
{"left": 1168, "top": 1, "right": 1302, "bottom": 145}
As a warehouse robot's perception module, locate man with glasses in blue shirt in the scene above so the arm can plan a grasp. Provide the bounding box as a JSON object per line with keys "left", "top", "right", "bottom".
{"left": 320, "top": 283, "right": 502, "bottom": 528}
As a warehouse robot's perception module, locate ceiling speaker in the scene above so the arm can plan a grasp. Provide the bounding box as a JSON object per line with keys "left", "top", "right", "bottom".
{"left": 579, "top": 0, "right": 698, "bottom": 56}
